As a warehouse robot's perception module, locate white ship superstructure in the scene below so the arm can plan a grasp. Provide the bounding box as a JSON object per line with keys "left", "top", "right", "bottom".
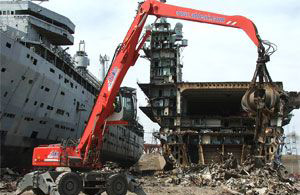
{"left": 0, "top": 0, "right": 144, "bottom": 167}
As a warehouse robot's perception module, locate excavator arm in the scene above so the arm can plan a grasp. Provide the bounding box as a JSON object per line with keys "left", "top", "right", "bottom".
{"left": 144, "top": 0, "right": 262, "bottom": 47}
{"left": 29, "top": 0, "right": 265, "bottom": 169}
{"left": 17, "top": 1, "right": 273, "bottom": 195}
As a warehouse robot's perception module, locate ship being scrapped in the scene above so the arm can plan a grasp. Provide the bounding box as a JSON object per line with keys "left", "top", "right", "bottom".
{"left": 139, "top": 18, "right": 300, "bottom": 166}
{"left": 0, "top": 0, "right": 144, "bottom": 167}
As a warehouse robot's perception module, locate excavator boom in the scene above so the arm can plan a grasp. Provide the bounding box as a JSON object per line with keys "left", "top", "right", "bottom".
{"left": 144, "top": 0, "right": 261, "bottom": 46}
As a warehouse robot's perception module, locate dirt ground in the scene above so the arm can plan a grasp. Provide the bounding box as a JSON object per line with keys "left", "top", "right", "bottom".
{"left": 2, "top": 181, "right": 300, "bottom": 195}
{"left": 1, "top": 186, "right": 227, "bottom": 195}
{"left": 141, "top": 186, "right": 227, "bottom": 195}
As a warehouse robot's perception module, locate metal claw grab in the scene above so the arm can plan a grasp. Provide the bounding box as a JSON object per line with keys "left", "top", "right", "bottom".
{"left": 241, "top": 40, "right": 281, "bottom": 160}
{"left": 241, "top": 42, "right": 280, "bottom": 115}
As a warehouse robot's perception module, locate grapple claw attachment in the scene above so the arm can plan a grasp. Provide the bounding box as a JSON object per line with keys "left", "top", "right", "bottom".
{"left": 16, "top": 171, "right": 59, "bottom": 195}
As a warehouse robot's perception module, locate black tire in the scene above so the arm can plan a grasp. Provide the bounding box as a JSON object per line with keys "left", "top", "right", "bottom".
{"left": 106, "top": 174, "right": 128, "bottom": 195}
{"left": 32, "top": 188, "right": 46, "bottom": 195}
{"left": 56, "top": 172, "right": 83, "bottom": 195}
{"left": 83, "top": 188, "right": 102, "bottom": 195}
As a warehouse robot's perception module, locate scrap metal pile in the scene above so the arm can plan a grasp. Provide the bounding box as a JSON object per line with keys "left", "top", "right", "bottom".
{"left": 139, "top": 154, "right": 300, "bottom": 195}
{"left": 1, "top": 156, "right": 300, "bottom": 195}
{"left": 0, "top": 168, "right": 19, "bottom": 193}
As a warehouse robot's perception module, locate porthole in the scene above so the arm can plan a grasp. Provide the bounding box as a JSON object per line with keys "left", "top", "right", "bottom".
{"left": 30, "top": 131, "right": 38, "bottom": 138}
{"left": 6, "top": 42, "right": 11, "bottom": 48}
{"left": 33, "top": 59, "right": 37, "bottom": 65}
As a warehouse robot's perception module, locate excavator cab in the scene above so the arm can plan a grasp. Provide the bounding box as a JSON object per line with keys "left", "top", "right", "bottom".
{"left": 111, "top": 87, "right": 137, "bottom": 122}
{"left": 120, "top": 87, "right": 137, "bottom": 121}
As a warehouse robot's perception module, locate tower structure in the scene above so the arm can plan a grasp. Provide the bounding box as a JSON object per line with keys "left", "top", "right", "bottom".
{"left": 139, "top": 17, "right": 187, "bottom": 134}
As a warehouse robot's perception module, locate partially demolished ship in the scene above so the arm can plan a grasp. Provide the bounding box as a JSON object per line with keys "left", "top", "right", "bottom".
{"left": 139, "top": 18, "right": 300, "bottom": 166}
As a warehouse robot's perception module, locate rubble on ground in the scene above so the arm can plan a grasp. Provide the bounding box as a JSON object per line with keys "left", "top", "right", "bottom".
{"left": 0, "top": 168, "right": 19, "bottom": 192}
{"left": 139, "top": 154, "right": 300, "bottom": 195}
{"left": 1, "top": 156, "right": 300, "bottom": 195}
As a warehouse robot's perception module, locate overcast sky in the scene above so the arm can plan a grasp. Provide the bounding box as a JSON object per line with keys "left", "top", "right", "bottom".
{"left": 41, "top": 0, "right": 300, "bottom": 145}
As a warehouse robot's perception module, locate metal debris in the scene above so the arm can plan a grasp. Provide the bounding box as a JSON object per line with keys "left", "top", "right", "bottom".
{"left": 139, "top": 154, "right": 300, "bottom": 195}
{"left": 0, "top": 168, "right": 19, "bottom": 192}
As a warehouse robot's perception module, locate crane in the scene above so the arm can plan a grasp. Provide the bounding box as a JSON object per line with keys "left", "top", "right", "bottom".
{"left": 16, "top": 0, "right": 277, "bottom": 195}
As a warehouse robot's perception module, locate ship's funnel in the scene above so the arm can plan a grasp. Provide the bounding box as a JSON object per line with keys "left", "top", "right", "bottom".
{"left": 74, "top": 40, "right": 90, "bottom": 69}
{"left": 174, "top": 22, "right": 183, "bottom": 39}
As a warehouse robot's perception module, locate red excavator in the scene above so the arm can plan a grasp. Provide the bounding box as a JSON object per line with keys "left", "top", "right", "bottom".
{"left": 16, "top": 0, "right": 279, "bottom": 195}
